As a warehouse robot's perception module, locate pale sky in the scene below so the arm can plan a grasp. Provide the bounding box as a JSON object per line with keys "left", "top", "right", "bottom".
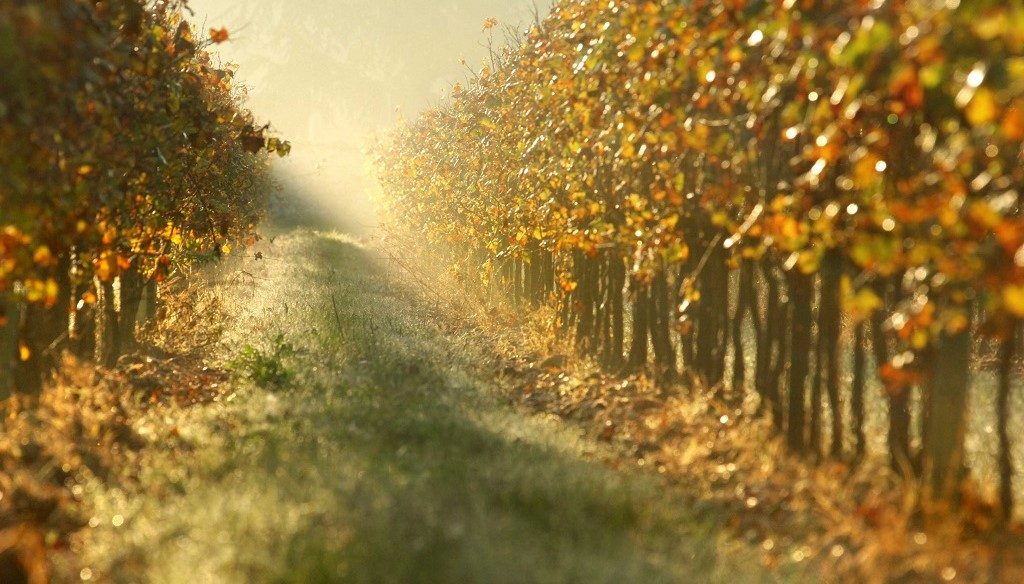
{"left": 189, "top": 0, "right": 553, "bottom": 233}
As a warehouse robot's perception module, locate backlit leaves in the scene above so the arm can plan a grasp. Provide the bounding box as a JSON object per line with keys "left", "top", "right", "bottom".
{"left": 0, "top": 0, "right": 287, "bottom": 308}
{"left": 373, "top": 0, "right": 1024, "bottom": 344}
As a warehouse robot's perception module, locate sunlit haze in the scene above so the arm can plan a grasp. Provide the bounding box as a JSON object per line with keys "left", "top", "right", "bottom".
{"left": 188, "top": 0, "right": 553, "bottom": 234}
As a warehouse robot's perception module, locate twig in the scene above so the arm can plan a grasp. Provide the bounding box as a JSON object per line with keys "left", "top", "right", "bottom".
{"left": 686, "top": 233, "right": 725, "bottom": 282}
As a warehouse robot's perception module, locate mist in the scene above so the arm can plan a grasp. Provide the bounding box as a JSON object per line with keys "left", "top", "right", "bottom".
{"left": 188, "top": 0, "right": 553, "bottom": 235}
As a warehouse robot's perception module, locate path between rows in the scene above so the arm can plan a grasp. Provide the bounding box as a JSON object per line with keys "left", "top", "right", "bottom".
{"left": 76, "top": 229, "right": 807, "bottom": 583}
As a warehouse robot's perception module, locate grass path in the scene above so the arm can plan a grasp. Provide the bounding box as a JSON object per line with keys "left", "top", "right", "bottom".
{"left": 77, "top": 229, "right": 802, "bottom": 583}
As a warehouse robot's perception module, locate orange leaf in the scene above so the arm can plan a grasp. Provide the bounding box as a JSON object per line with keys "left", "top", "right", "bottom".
{"left": 1003, "top": 103, "right": 1024, "bottom": 140}
{"left": 95, "top": 255, "right": 115, "bottom": 281}
{"left": 209, "top": 27, "right": 230, "bottom": 44}
{"left": 32, "top": 246, "right": 53, "bottom": 266}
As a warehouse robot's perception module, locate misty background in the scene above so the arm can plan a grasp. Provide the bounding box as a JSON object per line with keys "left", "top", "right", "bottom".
{"left": 189, "top": 0, "right": 553, "bottom": 234}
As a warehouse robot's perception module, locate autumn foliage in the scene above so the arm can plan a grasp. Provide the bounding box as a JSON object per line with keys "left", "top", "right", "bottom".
{"left": 0, "top": 0, "right": 288, "bottom": 390}
{"left": 375, "top": 0, "right": 1024, "bottom": 519}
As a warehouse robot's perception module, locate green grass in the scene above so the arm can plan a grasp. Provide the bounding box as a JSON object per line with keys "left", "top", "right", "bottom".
{"left": 75, "top": 229, "right": 806, "bottom": 583}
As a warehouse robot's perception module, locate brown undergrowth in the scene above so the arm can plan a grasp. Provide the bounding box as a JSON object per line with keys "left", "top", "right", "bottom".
{"left": 462, "top": 299, "right": 1024, "bottom": 584}
{"left": 0, "top": 275, "right": 232, "bottom": 583}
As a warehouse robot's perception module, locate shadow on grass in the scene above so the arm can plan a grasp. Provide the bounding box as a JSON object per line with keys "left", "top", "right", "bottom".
{"left": 83, "top": 229, "right": 797, "bottom": 584}
{"left": 233, "top": 231, "right": 788, "bottom": 584}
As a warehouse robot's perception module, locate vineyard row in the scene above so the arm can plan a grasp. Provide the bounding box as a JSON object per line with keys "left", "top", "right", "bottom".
{"left": 375, "top": 0, "right": 1024, "bottom": 518}
{"left": 0, "top": 0, "right": 286, "bottom": 393}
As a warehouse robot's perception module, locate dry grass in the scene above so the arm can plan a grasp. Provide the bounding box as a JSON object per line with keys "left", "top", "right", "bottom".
{"left": 0, "top": 276, "right": 236, "bottom": 583}
{"left": 443, "top": 285, "right": 1024, "bottom": 584}
{"left": 373, "top": 234, "right": 1024, "bottom": 584}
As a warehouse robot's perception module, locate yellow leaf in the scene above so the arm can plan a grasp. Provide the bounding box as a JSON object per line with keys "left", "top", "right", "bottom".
{"left": 741, "top": 246, "right": 764, "bottom": 260}
{"left": 911, "top": 329, "right": 930, "bottom": 350}
{"left": 969, "top": 201, "right": 1001, "bottom": 229}
{"left": 973, "top": 10, "right": 1008, "bottom": 40}
{"left": 95, "top": 255, "right": 114, "bottom": 282}
{"left": 798, "top": 249, "right": 821, "bottom": 274}
{"left": 966, "top": 88, "right": 998, "bottom": 126}
{"left": 663, "top": 242, "right": 690, "bottom": 263}
{"left": 853, "top": 155, "right": 882, "bottom": 189}
{"left": 945, "top": 311, "right": 970, "bottom": 335}
{"left": 1003, "top": 284, "right": 1024, "bottom": 318}
{"left": 19, "top": 343, "right": 31, "bottom": 362}
{"left": 45, "top": 279, "right": 59, "bottom": 307}
{"left": 844, "top": 287, "right": 883, "bottom": 321}
{"left": 24, "top": 280, "right": 45, "bottom": 303}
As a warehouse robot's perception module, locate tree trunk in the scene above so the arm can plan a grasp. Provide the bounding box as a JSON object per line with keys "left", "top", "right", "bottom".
{"left": 852, "top": 322, "right": 867, "bottom": 461}
{"left": 696, "top": 245, "right": 728, "bottom": 388}
{"left": 596, "top": 256, "right": 610, "bottom": 361}
{"left": 869, "top": 284, "right": 912, "bottom": 473}
{"left": 609, "top": 256, "right": 625, "bottom": 369}
{"left": 712, "top": 252, "right": 730, "bottom": 387}
{"left": 649, "top": 270, "right": 676, "bottom": 381}
{"left": 513, "top": 258, "right": 524, "bottom": 305}
{"left": 12, "top": 303, "right": 45, "bottom": 394}
{"left": 820, "top": 252, "right": 843, "bottom": 458}
{"left": 574, "top": 253, "right": 596, "bottom": 350}
{"left": 72, "top": 280, "right": 96, "bottom": 360}
{"left": 0, "top": 296, "right": 20, "bottom": 398}
{"left": 143, "top": 278, "right": 159, "bottom": 324}
{"left": 997, "top": 328, "right": 1016, "bottom": 522}
{"left": 747, "top": 260, "right": 766, "bottom": 410}
{"left": 787, "top": 271, "right": 814, "bottom": 453}
{"left": 41, "top": 254, "right": 72, "bottom": 367}
{"left": 95, "top": 278, "right": 120, "bottom": 367}
{"left": 759, "top": 261, "right": 785, "bottom": 428}
{"left": 628, "top": 281, "right": 649, "bottom": 370}
{"left": 810, "top": 297, "right": 825, "bottom": 457}
{"left": 118, "top": 265, "right": 144, "bottom": 352}
{"left": 731, "top": 260, "right": 754, "bottom": 402}
{"left": 922, "top": 315, "right": 972, "bottom": 502}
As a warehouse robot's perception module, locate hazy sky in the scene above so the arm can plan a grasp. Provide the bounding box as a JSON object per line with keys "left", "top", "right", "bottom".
{"left": 189, "top": 0, "right": 553, "bottom": 232}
